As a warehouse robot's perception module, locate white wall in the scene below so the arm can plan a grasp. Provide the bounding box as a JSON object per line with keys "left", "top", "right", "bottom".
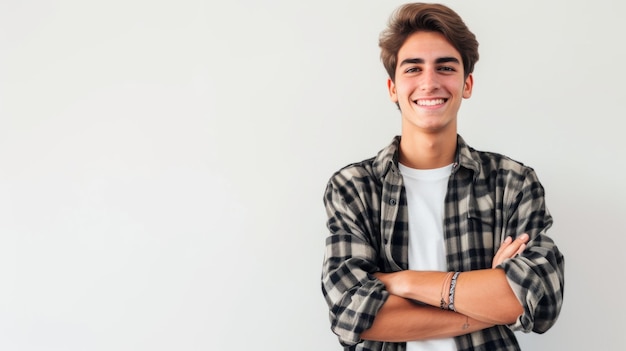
{"left": 1, "top": 0, "right": 624, "bottom": 350}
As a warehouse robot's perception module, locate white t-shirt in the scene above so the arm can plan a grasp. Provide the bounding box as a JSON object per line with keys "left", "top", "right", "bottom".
{"left": 399, "top": 163, "right": 456, "bottom": 351}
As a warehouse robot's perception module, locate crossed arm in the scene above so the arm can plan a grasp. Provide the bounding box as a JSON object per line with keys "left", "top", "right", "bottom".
{"left": 361, "top": 234, "right": 529, "bottom": 342}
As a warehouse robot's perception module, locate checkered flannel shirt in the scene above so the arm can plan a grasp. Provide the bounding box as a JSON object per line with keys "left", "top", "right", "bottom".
{"left": 321, "top": 135, "right": 564, "bottom": 351}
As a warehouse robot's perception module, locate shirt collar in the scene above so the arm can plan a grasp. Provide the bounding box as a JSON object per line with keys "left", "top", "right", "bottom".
{"left": 372, "top": 134, "right": 481, "bottom": 180}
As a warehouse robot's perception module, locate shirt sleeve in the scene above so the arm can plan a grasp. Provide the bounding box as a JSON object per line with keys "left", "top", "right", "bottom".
{"left": 497, "top": 167, "right": 565, "bottom": 333}
{"left": 321, "top": 172, "right": 389, "bottom": 347}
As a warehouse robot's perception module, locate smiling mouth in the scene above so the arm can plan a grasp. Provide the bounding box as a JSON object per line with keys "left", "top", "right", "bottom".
{"left": 414, "top": 98, "right": 447, "bottom": 106}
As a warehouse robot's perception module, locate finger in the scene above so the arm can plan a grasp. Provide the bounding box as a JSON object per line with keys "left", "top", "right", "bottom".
{"left": 515, "top": 243, "right": 527, "bottom": 257}
{"left": 494, "top": 236, "right": 512, "bottom": 255}
{"left": 496, "top": 236, "right": 513, "bottom": 255}
{"left": 502, "top": 236, "right": 513, "bottom": 245}
{"left": 506, "top": 234, "right": 529, "bottom": 254}
{"left": 493, "top": 235, "right": 526, "bottom": 268}
{"left": 499, "top": 236, "right": 524, "bottom": 257}
{"left": 511, "top": 234, "right": 529, "bottom": 257}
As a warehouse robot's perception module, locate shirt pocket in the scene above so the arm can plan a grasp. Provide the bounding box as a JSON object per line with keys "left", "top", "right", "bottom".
{"left": 466, "top": 204, "right": 499, "bottom": 268}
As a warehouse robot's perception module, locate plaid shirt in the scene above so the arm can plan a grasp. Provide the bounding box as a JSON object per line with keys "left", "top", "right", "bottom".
{"left": 321, "top": 135, "right": 565, "bottom": 351}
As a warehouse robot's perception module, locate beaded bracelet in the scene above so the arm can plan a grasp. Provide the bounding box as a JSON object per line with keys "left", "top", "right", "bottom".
{"left": 448, "top": 272, "right": 461, "bottom": 312}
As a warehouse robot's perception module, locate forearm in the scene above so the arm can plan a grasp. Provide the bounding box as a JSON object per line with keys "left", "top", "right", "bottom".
{"left": 453, "top": 269, "right": 522, "bottom": 324}
{"left": 361, "top": 295, "right": 493, "bottom": 342}
{"left": 379, "top": 269, "right": 523, "bottom": 325}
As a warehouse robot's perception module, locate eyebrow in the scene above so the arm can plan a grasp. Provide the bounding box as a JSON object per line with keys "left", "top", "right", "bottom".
{"left": 399, "top": 57, "right": 461, "bottom": 66}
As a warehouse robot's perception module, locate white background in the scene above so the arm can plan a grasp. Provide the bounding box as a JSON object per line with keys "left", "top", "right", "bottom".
{"left": 1, "top": 0, "right": 624, "bottom": 350}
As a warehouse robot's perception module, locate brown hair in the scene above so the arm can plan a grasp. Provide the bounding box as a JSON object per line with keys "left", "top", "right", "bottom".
{"left": 379, "top": 3, "right": 479, "bottom": 81}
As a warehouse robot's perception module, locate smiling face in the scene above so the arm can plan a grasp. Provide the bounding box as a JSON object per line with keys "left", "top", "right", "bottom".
{"left": 388, "top": 31, "right": 473, "bottom": 136}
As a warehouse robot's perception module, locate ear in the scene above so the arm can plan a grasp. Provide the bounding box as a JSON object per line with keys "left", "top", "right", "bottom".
{"left": 462, "top": 73, "right": 473, "bottom": 99}
{"left": 387, "top": 78, "right": 398, "bottom": 103}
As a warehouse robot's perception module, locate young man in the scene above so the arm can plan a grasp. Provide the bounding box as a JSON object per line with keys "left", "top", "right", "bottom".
{"left": 321, "top": 3, "right": 564, "bottom": 351}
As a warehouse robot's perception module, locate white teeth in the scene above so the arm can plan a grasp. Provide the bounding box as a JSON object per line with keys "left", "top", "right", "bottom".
{"left": 416, "top": 99, "right": 445, "bottom": 106}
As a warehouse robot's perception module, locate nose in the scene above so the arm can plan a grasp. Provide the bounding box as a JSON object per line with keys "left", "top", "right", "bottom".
{"left": 420, "top": 69, "right": 440, "bottom": 92}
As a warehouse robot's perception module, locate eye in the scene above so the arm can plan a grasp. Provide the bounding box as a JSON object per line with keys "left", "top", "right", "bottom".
{"left": 404, "top": 67, "right": 420, "bottom": 73}
{"left": 438, "top": 66, "right": 456, "bottom": 72}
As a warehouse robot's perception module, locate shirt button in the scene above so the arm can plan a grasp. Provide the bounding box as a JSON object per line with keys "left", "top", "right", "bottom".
{"left": 389, "top": 198, "right": 397, "bottom": 205}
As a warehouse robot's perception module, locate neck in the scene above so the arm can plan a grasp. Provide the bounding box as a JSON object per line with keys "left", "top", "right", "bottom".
{"left": 399, "top": 130, "right": 457, "bottom": 169}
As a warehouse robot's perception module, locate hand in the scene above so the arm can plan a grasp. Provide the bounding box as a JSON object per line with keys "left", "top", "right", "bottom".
{"left": 492, "top": 233, "right": 529, "bottom": 268}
